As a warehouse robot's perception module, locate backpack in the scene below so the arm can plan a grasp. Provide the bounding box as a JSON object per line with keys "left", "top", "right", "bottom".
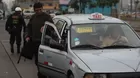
{"left": 17, "top": 40, "right": 34, "bottom": 64}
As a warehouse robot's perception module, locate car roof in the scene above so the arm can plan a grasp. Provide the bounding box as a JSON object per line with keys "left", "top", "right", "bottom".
{"left": 54, "top": 14, "right": 125, "bottom": 26}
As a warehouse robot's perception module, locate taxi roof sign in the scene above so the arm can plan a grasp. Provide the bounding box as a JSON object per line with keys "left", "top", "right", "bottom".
{"left": 89, "top": 12, "right": 104, "bottom": 20}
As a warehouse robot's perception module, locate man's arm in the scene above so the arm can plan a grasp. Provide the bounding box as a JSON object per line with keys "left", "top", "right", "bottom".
{"left": 5, "top": 15, "right": 12, "bottom": 32}
{"left": 45, "top": 13, "right": 54, "bottom": 23}
{"left": 48, "top": 15, "right": 54, "bottom": 23}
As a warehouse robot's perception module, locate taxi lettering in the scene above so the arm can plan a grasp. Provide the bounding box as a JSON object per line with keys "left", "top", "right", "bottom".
{"left": 76, "top": 27, "right": 93, "bottom": 33}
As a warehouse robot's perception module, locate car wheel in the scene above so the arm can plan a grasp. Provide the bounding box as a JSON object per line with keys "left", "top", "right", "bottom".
{"left": 68, "top": 74, "right": 74, "bottom": 78}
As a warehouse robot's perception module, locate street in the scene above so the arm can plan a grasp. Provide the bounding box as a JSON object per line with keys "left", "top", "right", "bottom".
{"left": 0, "top": 19, "right": 139, "bottom": 78}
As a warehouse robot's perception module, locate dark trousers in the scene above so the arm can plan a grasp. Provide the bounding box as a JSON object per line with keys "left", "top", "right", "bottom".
{"left": 32, "top": 41, "right": 40, "bottom": 65}
{"left": 10, "top": 32, "right": 21, "bottom": 46}
{"left": 32, "top": 41, "right": 45, "bottom": 78}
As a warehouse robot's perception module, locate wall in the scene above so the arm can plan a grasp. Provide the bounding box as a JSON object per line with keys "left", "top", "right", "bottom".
{"left": 84, "top": 6, "right": 111, "bottom": 15}
{"left": 60, "top": 5, "right": 68, "bottom": 11}
{"left": 59, "top": 0, "right": 70, "bottom": 11}
{"left": 84, "top": 0, "right": 116, "bottom": 15}
{"left": 69, "top": 0, "right": 118, "bottom": 15}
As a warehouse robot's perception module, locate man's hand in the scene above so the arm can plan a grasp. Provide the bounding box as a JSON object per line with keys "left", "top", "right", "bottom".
{"left": 40, "top": 26, "right": 44, "bottom": 33}
{"left": 26, "top": 37, "right": 30, "bottom": 42}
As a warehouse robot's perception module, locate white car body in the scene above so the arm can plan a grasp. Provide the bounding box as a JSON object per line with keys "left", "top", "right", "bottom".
{"left": 38, "top": 13, "right": 140, "bottom": 78}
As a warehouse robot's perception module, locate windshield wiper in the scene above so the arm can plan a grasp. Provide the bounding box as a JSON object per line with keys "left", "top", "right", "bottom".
{"left": 71, "top": 44, "right": 102, "bottom": 49}
{"left": 103, "top": 45, "right": 138, "bottom": 49}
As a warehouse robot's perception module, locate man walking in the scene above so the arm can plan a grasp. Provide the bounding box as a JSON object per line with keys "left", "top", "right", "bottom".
{"left": 25, "top": 2, "right": 53, "bottom": 78}
{"left": 5, "top": 7, "right": 26, "bottom": 54}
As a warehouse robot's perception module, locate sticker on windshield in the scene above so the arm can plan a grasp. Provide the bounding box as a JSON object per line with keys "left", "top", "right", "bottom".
{"left": 74, "top": 38, "right": 80, "bottom": 45}
{"left": 76, "top": 27, "right": 93, "bottom": 33}
{"left": 74, "top": 38, "right": 79, "bottom": 41}
{"left": 75, "top": 41, "right": 80, "bottom": 45}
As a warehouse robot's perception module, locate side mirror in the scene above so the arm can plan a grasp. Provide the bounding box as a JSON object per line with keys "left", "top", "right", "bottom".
{"left": 44, "top": 35, "right": 65, "bottom": 51}
{"left": 44, "top": 35, "right": 52, "bottom": 45}
{"left": 45, "top": 35, "right": 52, "bottom": 39}
{"left": 45, "top": 21, "right": 61, "bottom": 40}
{"left": 50, "top": 41, "right": 65, "bottom": 51}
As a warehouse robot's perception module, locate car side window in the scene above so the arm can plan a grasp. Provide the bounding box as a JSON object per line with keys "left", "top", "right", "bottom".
{"left": 55, "top": 20, "right": 65, "bottom": 34}
{"left": 53, "top": 18, "right": 59, "bottom": 24}
{"left": 41, "top": 25, "right": 60, "bottom": 46}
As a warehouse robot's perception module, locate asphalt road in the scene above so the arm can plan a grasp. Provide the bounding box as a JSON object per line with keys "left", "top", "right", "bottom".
{"left": 0, "top": 19, "right": 139, "bottom": 78}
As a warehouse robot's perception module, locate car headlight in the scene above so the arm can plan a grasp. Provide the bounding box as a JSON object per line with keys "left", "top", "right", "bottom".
{"left": 84, "top": 73, "right": 107, "bottom": 78}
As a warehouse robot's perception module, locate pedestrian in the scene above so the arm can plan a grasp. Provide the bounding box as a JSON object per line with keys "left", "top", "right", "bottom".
{"left": 25, "top": 2, "right": 53, "bottom": 78}
{"left": 5, "top": 7, "right": 26, "bottom": 54}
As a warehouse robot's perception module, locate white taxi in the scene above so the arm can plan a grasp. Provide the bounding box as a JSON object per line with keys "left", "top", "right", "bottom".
{"left": 38, "top": 13, "right": 140, "bottom": 78}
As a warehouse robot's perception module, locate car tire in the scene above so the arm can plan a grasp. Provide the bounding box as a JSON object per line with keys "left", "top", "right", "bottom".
{"left": 68, "top": 74, "right": 74, "bottom": 78}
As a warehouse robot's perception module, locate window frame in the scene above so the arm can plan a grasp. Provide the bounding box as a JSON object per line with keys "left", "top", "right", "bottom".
{"left": 70, "top": 23, "right": 140, "bottom": 49}
{"left": 41, "top": 21, "right": 61, "bottom": 46}
{"left": 53, "top": 18, "right": 67, "bottom": 36}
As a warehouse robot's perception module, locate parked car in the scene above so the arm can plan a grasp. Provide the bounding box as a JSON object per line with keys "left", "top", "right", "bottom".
{"left": 23, "top": 9, "right": 35, "bottom": 19}
{"left": 38, "top": 12, "right": 140, "bottom": 78}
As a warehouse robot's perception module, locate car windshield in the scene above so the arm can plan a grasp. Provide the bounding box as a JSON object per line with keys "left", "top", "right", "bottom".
{"left": 70, "top": 23, "right": 140, "bottom": 49}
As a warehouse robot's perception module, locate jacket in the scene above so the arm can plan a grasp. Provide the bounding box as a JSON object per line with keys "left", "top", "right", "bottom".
{"left": 5, "top": 13, "right": 26, "bottom": 33}
{"left": 25, "top": 12, "right": 54, "bottom": 41}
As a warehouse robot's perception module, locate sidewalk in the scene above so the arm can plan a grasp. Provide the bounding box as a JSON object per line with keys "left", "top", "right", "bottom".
{"left": 1, "top": 40, "right": 38, "bottom": 78}
{"left": 0, "top": 42, "right": 20, "bottom": 78}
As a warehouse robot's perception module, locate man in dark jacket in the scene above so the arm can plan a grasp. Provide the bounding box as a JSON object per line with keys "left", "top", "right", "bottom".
{"left": 5, "top": 7, "right": 26, "bottom": 54}
{"left": 25, "top": 2, "right": 53, "bottom": 78}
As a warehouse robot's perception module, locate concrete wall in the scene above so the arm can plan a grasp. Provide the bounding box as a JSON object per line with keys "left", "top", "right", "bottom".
{"left": 69, "top": 0, "right": 118, "bottom": 15}
{"left": 60, "top": 5, "right": 68, "bottom": 11}
{"left": 83, "top": 0, "right": 118, "bottom": 15}
{"left": 84, "top": 6, "right": 112, "bottom": 15}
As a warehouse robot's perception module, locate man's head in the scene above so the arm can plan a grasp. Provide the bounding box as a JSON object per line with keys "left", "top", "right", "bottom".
{"left": 33, "top": 2, "right": 43, "bottom": 14}
{"left": 15, "top": 7, "right": 22, "bottom": 15}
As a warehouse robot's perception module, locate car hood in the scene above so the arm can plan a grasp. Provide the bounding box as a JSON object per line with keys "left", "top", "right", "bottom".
{"left": 73, "top": 49, "right": 140, "bottom": 73}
